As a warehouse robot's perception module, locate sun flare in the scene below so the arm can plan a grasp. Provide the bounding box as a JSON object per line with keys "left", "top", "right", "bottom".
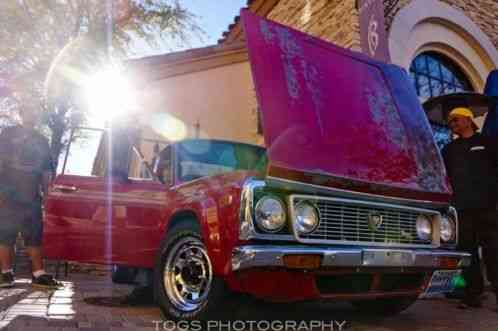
{"left": 83, "top": 67, "right": 137, "bottom": 126}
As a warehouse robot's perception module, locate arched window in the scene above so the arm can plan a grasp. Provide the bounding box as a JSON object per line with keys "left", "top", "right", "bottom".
{"left": 410, "top": 52, "right": 475, "bottom": 150}
{"left": 409, "top": 52, "right": 474, "bottom": 102}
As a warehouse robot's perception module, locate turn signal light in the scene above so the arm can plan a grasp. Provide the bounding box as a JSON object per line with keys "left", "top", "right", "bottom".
{"left": 283, "top": 254, "right": 321, "bottom": 269}
{"left": 437, "top": 257, "right": 459, "bottom": 269}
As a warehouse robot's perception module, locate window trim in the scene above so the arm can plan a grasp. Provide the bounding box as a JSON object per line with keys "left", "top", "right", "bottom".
{"left": 62, "top": 127, "right": 106, "bottom": 177}
{"left": 409, "top": 52, "right": 473, "bottom": 101}
{"left": 128, "top": 145, "right": 158, "bottom": 182}
{"left": 152, "top": 144, "right": 174, "bottom": 186}
{"left": 62, "top": 127, "right": 166, "bottom": 183}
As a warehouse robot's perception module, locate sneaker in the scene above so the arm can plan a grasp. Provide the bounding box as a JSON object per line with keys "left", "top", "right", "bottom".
{"left": 31, "top": 274, "right": 62, "bottom": 289}
{"left": 0, "top": 272, "right": 15, "bottom": 288}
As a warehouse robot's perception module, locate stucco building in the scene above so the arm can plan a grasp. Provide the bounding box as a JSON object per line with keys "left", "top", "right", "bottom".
{"left": 129, "top": 0, "right": 498, "bottom": 147}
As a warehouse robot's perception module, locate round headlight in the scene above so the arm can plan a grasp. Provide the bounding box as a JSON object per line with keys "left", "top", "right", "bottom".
{"left": 440, "top": 215, "right": 456, "bottom": 242}
{"left": 255, "top": 196, "right": 286, "bottom": 233}
{"left": 294, "top": 202, "right": 320, "bottom": 234}
{"left": 416, "top": 215, "right": 432, "bottom": 241}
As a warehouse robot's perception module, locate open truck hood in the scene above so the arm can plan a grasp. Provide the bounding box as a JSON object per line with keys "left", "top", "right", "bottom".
{"left": 242, "top": 10, "right": 451, "bottom": 204}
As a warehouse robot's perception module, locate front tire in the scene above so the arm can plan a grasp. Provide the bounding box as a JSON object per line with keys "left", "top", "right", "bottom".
{"left": 351, "top": 297, "right": 418, "bottom": 316}
{"left": 154, "top": 221, "right": 227, "bottom": 320}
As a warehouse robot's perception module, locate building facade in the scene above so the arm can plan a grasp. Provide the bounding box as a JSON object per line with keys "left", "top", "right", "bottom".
{"left": 129, "top": 0, "right": 498, "bottom": 146}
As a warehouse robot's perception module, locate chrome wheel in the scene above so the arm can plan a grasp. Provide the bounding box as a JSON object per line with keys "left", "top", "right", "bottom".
{"left": 163, "top": 236, "right": 213, "bottom": 312}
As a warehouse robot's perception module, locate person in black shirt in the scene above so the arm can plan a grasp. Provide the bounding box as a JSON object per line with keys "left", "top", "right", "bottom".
{"left": 0, "top": 109, "right": 61, "bottom": 289}
{"left": 442, "top": 107, "right": 498, "bottom": 309}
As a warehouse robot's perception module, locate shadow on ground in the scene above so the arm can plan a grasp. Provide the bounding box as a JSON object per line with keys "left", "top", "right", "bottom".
{"left": 1, "top": 275, "right": 497, "bottom": 331}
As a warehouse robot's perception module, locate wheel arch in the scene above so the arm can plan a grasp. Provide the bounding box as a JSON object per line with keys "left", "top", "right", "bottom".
{"left": 154, "top": 209, "right": 229, "bottom": 320}
{"left": 167, "top": 210, "right": 200, "bottom": 232}
{"left": 163, "top": 204, "right": 227, "bottom": 277}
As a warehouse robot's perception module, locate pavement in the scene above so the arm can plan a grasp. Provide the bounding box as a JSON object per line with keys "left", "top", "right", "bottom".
{"left": 0, "top": 268, "right": 498, "bottom": 331}
{"left": 0, "top": 272, "right": 157, "bottom": 331}
{"left": 2, "top": 242, "right": 498, "bottom": 331}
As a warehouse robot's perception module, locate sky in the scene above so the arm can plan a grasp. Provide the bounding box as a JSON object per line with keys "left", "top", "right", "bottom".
{"left": 129, "top": 0, "right": 248, "bottom": 58}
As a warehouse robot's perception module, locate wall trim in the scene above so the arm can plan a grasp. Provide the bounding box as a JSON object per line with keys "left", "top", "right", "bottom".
{"left": 127, "top": 42, "right": 248, "bottom": 85}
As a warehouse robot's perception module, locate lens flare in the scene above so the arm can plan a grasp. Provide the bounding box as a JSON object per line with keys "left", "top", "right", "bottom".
{"left": 149, "top": 113, "right": 188, "bottom": 141}
{"left": 83, "top": 67, "right": 137, "bottom": 125}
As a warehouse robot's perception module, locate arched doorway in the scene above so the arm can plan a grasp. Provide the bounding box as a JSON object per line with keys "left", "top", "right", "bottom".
{"left": 389, "top": 0, "right": 498, "bottom": 91}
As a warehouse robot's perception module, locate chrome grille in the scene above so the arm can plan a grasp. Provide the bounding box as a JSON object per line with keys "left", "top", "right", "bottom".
{"left": 291, "top": 195, "right": 439, "bottom": 247}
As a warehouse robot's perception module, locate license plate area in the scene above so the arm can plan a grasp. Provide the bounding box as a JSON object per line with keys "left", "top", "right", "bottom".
{"left": 421, "top": 269, "right": 461, "bottom": 297}
{"left": 362, "top": 250, "right": 414, "bottom": 266}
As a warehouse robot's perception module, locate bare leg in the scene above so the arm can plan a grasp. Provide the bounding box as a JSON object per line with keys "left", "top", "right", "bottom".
{"left": 0, "top": 245, "right": 13, "bottom": 271}
{"left": 26, "top": 246, "right": 43, "bottom": 273}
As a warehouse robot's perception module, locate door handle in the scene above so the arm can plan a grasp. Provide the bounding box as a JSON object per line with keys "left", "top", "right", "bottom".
{"left": 53, "top": 185, "right": 78, "bottom": 193}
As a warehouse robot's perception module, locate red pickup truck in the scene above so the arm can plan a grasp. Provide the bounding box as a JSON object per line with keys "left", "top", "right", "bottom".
{"left": 43, "top": 10, "right": 470, "bottom": 320}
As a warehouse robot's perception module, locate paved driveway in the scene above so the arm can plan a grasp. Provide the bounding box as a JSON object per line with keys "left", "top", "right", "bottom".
{"left": 0, "top": 273, "right": 497, "bottom": 331}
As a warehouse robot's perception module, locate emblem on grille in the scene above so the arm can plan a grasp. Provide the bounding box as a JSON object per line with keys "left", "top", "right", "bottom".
{"left": 368, "top": 212, "right": 383, "bottom": 231}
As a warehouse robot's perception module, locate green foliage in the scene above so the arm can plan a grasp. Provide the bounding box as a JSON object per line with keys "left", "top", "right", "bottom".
{"left": 0, "top": 0, "right": 200, "bottom": 167}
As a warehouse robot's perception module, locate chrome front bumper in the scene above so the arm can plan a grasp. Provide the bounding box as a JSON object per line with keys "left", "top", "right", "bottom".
{"left": 232, "top": 245, "right": 471, "bottom": 271}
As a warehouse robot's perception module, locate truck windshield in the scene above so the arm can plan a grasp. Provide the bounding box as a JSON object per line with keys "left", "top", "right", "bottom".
{"left": 177, "top": 140, "right": 267, "bottom": 182}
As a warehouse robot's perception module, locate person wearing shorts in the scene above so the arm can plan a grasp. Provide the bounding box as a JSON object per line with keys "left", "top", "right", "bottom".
{"left": 0, "top": 108, "right": 60, "bottom": 288}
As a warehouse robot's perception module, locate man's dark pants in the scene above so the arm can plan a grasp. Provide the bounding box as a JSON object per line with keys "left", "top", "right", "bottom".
{"left": 458, "top": 209, "right": 498, "bottom": 300}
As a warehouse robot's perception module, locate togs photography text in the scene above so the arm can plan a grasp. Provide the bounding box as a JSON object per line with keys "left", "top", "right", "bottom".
{"left": 152, "top": 320, "right": 349, "bottom": 331}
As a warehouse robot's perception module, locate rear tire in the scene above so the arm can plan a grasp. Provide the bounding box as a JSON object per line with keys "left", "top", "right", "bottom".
{"left": 154, "top": 220, "right": 229, "bottom": 320}
{"left": 351, "top": 297, "right": 417, "bottom": 316}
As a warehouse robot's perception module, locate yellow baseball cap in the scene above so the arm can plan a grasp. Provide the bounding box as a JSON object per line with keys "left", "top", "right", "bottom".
{"left": 449, "top": 107, "right": 474, "bottom": 119}
{"left": 448, "top": 107, "right": 478, "bottom": 130}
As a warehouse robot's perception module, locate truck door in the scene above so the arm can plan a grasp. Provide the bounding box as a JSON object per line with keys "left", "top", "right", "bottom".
{"left": 43, "top": 128, "right": 112, "bottom": 264}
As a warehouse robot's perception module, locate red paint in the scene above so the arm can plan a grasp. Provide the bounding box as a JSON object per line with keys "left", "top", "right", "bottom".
{"left": 43, "top": 170, "right": 252, "bottom": 273}
{"left": 226, "top": 270, "right": 318, "bottom": 302}
{"left": 242, "top": 10, "right": 451, "bottom": 203}
{"left": 224, "top": 269, "right": 428, "bottom": 302}
{"left": 44, "top": 175, "right": 168, "bottom": 267}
